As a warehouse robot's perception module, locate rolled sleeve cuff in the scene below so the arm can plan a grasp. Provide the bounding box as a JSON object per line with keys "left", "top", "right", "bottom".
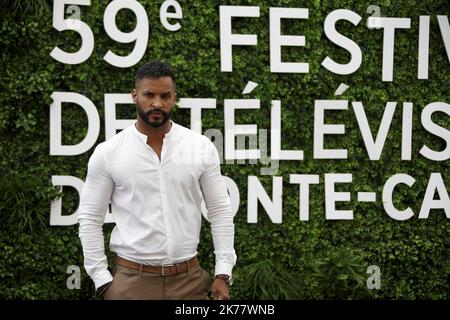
{"left": 93, "top": 270, "right": 113, "bottom": 290}
{"left": 214, "top": 262, "right": 234, "bottom": 278}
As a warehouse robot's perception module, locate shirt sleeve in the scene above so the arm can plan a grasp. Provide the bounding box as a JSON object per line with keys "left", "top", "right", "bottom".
{"left": 78, "top": 143, "right": 114, "bottom": 289}
{"left": 199, "top": 139, "right": 237, "bottom": 278}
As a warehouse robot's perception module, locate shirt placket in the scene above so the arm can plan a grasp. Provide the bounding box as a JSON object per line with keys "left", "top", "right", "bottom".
{"left": 160, "top": 135, "right": 174, "bottom": 261}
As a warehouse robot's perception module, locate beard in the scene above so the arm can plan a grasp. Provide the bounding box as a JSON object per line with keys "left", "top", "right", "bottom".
{"left": 136, "top": 102, "right": 172, "bottom": 128}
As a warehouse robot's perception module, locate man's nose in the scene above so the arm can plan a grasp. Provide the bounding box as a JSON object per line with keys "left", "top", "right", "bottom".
{"left": 152, "top": 96, "right": 163, "bottom": 108}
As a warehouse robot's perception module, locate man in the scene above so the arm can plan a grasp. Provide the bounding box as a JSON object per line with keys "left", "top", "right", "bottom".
{"left": 78, "top": 60, "right": 236, "bottom": 300}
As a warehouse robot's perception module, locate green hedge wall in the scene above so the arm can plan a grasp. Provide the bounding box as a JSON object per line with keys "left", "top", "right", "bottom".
{"left": 0, "top": 0, "right": 449, "bottom": 299}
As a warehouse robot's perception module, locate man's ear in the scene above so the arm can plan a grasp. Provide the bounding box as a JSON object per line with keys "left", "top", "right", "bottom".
{"left": 172, "top": 92, "right": 177, "bottom": 108}
{"left": 131, "top": 89, "right": 137, "bottom": 103}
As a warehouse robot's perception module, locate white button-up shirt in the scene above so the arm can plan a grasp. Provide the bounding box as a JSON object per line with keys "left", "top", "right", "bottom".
{"left": 78, "top": 121, "right": 236, "bottom": 289}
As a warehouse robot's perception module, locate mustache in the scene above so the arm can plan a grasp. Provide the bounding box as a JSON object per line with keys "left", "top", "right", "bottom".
{"left": 146, "top": 108, "right": 167, "bottom": 115}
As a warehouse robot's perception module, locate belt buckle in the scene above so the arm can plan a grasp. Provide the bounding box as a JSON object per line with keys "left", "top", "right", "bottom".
{"left": 162, "top": 264, "right": 175, "bottom": 276}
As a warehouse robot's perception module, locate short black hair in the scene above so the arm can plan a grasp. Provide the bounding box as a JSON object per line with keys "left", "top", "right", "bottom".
{"left": 135, "top": 60, "right": 176, "bottom": 88}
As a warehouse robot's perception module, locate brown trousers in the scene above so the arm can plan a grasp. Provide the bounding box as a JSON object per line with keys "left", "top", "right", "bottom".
{"left": 103, "top": 262, "right": 211, "bottom": 300}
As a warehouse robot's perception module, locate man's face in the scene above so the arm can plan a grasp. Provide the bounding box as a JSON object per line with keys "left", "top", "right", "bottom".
{"left": 132, "top": 76, "right": 176, "bottom": 128}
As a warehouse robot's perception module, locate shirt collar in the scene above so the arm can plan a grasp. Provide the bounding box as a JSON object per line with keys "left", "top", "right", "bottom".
{"left": 132, "top": 120, "right": 177, "bottom": 143}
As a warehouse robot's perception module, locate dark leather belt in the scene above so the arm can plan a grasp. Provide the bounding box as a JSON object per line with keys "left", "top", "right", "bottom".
{"left": 115, "top": 256, "right": 198, "bottom": 276}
